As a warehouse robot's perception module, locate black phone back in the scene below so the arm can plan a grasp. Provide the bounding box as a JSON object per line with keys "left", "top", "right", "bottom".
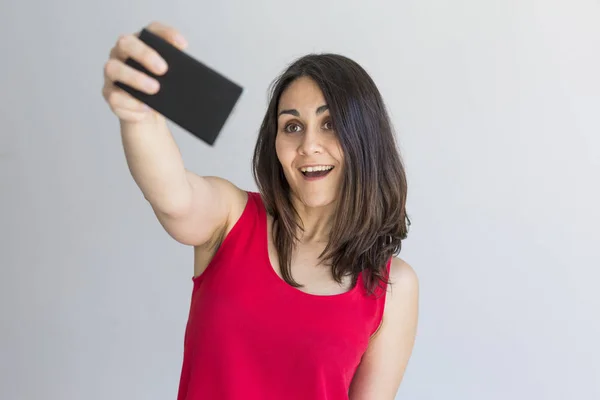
{"left": 115, "top": 28, "right": 243, "bottom": 146}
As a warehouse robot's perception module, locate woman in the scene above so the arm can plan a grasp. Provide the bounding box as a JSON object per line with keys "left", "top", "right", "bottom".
{"left": 102, "top": 21, "right": 419, "bottom": 400}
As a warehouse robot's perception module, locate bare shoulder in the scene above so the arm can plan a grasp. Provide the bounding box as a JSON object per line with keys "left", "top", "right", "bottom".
{"left": 187, "top": 175, "right": 248, "bottom": 247}
{"left": 384, "top": 256, "right": 419, "bottom": 324}
{"left": 388, "top": 257, "right": 419, "bottom": 294}
{"left": 155, "top": 172, "right": 248, "bottom": 247}
{"left": 200, "top": 175, "right": 248, "bottom": 203}
{"left": 201, "top": 175, "right": 248, "bottom": 228}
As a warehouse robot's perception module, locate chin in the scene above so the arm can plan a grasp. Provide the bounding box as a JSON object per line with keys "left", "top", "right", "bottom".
{"left": 293, "top": 189, "right": 338, "bottom": 209}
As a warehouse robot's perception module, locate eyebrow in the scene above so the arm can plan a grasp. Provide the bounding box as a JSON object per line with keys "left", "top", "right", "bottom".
{"left": 278, "top": 105, "right": 329, "bottom": 117}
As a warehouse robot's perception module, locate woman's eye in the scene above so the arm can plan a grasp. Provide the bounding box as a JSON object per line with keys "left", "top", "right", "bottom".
{"left": 323, "top": 120, "right": 333, "bottom": 130}
{"left": 285, "top": 123, "right": 302, "bottom": 133}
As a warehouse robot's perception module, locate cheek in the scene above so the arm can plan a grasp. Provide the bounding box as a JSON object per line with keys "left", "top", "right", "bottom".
{"left": 275, "top": 135, "right": 285, "bottom": 161}
{"left": 275, "top": 135, "right": 295, "bottom": 166}
{"left": 328, "top": 138, "right": 344, "bottom": 163}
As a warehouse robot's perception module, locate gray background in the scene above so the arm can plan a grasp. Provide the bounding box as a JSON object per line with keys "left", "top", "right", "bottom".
{"left": 1, "top": 0, "right": 599, "bottom": 399}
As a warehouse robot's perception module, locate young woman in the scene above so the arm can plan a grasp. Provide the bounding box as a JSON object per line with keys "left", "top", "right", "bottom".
{"left": 102, "top": 21, "right": 419, "bottom": 400}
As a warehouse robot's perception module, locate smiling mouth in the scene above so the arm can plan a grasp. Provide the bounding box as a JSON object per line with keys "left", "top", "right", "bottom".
{"left": 299, "top": 165, "right": 334, "bottom": 179}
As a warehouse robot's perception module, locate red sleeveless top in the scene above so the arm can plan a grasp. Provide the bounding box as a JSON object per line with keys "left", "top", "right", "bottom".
{"left": 177, "top": 192, "right": 390, "bottom": 400}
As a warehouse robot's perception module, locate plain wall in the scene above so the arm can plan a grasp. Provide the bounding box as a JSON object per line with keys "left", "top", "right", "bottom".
{"left": 1, "top": 0, "right": 599, "bottom": 399}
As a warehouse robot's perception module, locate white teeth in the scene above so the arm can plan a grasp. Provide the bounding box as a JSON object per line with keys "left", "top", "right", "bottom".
{"left": 300, "top": 165, "right": 333, "bottom": 173}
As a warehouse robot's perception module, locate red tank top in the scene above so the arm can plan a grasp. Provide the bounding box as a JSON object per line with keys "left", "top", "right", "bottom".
{"left": 176, "top": 192, "right": 390, "bottom": 400}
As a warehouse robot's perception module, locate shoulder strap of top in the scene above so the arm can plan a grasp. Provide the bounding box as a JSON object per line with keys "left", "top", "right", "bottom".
{"left": 206, "top": 191, "right": 263, "bottom": 265}
{"left": 246, "top": 191, "right": 264, "bottom": 215}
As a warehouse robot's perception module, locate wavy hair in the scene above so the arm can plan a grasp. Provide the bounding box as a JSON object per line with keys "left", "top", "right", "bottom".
{"left": 252, "top": 53, "right": 410, "bottom": 295}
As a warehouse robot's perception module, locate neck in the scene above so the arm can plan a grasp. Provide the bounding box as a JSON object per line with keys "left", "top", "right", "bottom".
{"left": 291, "top": 196, "right": 336, "bottom": 244}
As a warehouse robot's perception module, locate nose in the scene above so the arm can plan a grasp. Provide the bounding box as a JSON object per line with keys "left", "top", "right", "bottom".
{"left": 298, "top": 125, "right": 323, "bottom": 155}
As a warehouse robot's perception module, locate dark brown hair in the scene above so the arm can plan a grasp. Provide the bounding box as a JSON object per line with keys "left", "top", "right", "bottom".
{"left": 252, "top": 53, "right": 410, "bottom": 295}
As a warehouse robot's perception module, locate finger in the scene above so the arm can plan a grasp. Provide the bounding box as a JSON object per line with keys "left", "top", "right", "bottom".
{"left": 145, "top": 21, "right": 188, "bottom": 50}
{"left": 104, "top": 58, "right": 160, "bottom": 95}
{"left": 109, "top": 42, "right": 127, "bottom": 62}
{"left": 115, "top": 34, "right": 168, "bottom": 75}
{"left": 106, "top": 87, "right": 150, "bottom": 113}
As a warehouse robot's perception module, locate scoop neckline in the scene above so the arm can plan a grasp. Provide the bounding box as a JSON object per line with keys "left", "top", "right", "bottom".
{"left": 257, "top": 196, "right": 362, "bottom": 300}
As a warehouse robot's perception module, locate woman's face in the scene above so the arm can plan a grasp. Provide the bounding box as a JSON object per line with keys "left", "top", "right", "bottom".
{"left": 275, "top": 77, "right": 344, "bottom": 209}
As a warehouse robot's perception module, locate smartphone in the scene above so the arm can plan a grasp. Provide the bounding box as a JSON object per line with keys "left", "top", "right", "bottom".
{"left": 114, "top": 28, "right": 243, "bottom": 146}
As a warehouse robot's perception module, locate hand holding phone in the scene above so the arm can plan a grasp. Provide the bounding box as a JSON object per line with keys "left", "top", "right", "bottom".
{"left": 102, "top": 23, "right": 185, "bottom": 121}
{"left": 103, "top": 23, "right": 243, "bottom": 146}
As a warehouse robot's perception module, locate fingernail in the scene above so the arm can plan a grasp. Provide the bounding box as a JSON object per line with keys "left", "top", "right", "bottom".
{"left": 175, "top": 34, "right": 187, "bottom": 47}
{"left": 146, "top": 78, "right": 159, "bottom": 92}
{"left": 154, "top": 58, "right": 167, "bottom": 73}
